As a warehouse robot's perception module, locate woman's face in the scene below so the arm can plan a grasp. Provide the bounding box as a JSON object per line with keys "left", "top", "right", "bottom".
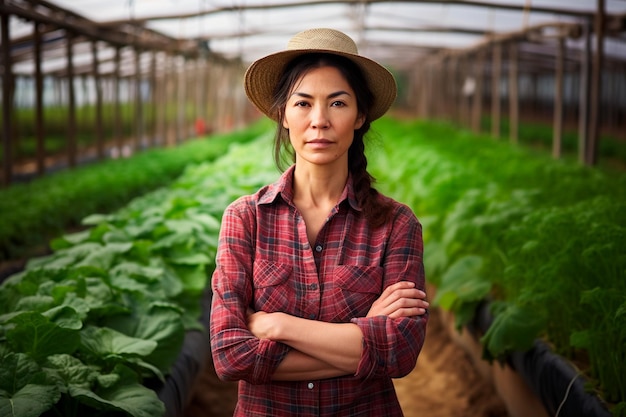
{"left": 283, "top": 65, "right": 364, "bottom": 168}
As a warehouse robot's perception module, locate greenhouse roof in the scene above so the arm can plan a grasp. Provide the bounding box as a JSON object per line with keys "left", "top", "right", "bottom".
{"left": 3, "top": 0, "right": 626, "bottom": 75}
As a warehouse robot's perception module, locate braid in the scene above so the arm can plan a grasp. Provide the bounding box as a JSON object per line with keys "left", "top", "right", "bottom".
{"left": 349, "top": 123, "right": 393, "bottom": 228}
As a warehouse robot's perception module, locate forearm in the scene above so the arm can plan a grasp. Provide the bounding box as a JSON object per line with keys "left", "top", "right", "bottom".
{"left": 252, "top": 312, "right": 364, "bottom": 374}
{"left": 278, "top": 315, "right": 364, "bottom": 373}
{"left": 271, "top": 349, "right": 349, "bottom": 381}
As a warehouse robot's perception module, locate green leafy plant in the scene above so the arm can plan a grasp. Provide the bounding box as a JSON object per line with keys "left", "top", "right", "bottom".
{"left": 0, "top": 128, "right": 278, "bottom": 417}
{"left": 368, "top": 117, "right": 626, "bottom": 412}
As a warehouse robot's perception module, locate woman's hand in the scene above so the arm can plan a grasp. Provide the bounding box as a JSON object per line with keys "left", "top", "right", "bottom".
{"left": 367, "top": 281, "right": 428, "bottom": 319}
{"left": 247, "top": 308, "right": 281, "bottom": 340}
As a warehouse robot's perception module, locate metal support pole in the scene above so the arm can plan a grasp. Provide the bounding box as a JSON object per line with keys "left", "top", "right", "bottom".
{"left": 552, "top": 37, "right": 565, "bottom": 158}
{"left": 587, "top": 0, "right": 605, "bottom": 165}
{"left": 1, "top": 3, "right": 13, "bottom": 186}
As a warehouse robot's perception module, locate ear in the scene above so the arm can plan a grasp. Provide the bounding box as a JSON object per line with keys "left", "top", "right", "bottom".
{"left": 354, "top": 113, "right": 365, "bottom": 130}
{"left": 280, "top": 110, "right": 289, "bottom": 129}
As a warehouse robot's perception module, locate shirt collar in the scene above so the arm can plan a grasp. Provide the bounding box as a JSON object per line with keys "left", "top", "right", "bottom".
{"left": 258, "top": 164, "right": 362, "bottom": 212}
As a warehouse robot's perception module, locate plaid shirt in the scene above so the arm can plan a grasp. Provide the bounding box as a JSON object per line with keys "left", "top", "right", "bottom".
{"left": 210, "top": 165, "right": 428, "bottom": 416}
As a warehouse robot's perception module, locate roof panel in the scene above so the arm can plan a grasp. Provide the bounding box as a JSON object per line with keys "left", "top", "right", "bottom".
{"left": 4, "top": 0, "right": 626, "bottom": 72}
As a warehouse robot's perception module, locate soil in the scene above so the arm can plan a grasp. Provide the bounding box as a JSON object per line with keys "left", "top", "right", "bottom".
{"left": 183, "top": 308, "right": 509, "bottom": 417}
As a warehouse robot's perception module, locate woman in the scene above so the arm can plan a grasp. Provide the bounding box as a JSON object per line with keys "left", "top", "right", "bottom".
{"left": 210, "top": 28, "right": 429, "bottom": 416}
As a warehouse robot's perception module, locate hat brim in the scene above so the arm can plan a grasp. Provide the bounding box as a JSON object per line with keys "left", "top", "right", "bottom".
{"left": 244, "top": 48, "right": 397, "bottom": 121}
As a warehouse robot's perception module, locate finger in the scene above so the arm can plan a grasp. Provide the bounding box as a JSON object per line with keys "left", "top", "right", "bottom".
{"left": 388, "top": 306, "right": 428, "bottom": 319}
{"left": 380, "top": 288, "right": 427, "bottom": 307}
{"left": 386, "top": 296, "right": 429, "bottom": 316}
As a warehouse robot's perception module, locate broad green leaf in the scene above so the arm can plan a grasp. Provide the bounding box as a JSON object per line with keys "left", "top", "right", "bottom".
{"left": 0, "top": 353, "right": 42, "bottom": 393}
{"left": 111, "top": 262, "right": 163, "bottom": 283}
{"left": 70, "top": 380, "right": 164, "bottom": 417}
{"left": 42, "top": 305, "right": 83, "bottom": 330}
{"left": 125, "top": 216, "right": 163, "bottom": 239}
{"left": 26, "top": 253, "right": 76, "bottom": 270}
{"left": 80, "top": 326, "right": 157, "bottom": 358}
{"left": 82, "top": 213, "right": 116, "bottom": 225}
{"left": 14, "top": 295, "right": 55, "bottom": 313}
{"left": 168, "top": 253, "right": 211, "bottom": 265}
{"left": 106, "top": 303, "right": 185, "bottom": 373}
{"left": 42, "top": 354, "right": 98, "bottom": 390}
{"left": 170, "top": 264, "right": 209, "bottom": 293}
{"left": 164, "top": 219, "right": 202, "bottom": 234}
{"left": 7, "top": 311, "right": 81, "bottom": 360}
{"left": 0, "top": 353, "right": 60, "bottom": 417}
{"left": 76, "top": 242, "right": 133, "bottom": 269}
{"left": 101, "top": 228, "right": 131, "bottom": 244}
{"left": 433, "top": 255, "right": 491, "bottom": 311}
{"left": 110, "top": 275, "right": 153, "bottom": 294}
{"left": 187, "top": 212, "right": 221, "bottom": 231}
{"left": 480, "top": 303, "right": 546, "bottom": 361}
{"left": 151, "top": 231, "right": 190, "bottom": 250}
{"left": 0, "top": 384, "right": 59, "bottom": 417}
{"left": 69, "top": 364, "right": 165, "bottom": 417}
{"left": 53, "top": 229, "right": 92, "bottom": 248}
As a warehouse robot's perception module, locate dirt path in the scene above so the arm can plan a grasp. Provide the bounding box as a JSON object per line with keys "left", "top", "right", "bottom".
{"left": 393, "top": 309, "right": 508, "bottom": 417}
{"left": 184, "top": 308, "right": 509, "bottom": 417}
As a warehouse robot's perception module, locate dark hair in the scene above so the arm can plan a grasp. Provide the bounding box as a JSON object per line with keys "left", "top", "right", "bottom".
{"left": 270, "top": 53, "right": 392, "bottom": 228}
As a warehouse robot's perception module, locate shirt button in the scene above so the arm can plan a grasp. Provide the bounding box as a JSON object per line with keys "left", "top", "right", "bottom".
{"left": 309, "top": 283, "right": 317, "bottom": 290}
{"left": 315, "top": 245, "right": 323, "bottom": 252}
{"left": 307, "top": 382, "right": 314, "bottom": 389}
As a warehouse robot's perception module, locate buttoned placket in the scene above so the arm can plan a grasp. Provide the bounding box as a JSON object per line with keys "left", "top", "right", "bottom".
{"left": 296, "top": 212, "right": 321, "bottom": 322}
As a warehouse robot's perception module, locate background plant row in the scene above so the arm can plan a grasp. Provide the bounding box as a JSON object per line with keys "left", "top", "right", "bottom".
{"left": 0, "top": 123, "right": 265, "bottom": 262}
{"left": 368, "top": 118, "right": 626, "bottom": 413}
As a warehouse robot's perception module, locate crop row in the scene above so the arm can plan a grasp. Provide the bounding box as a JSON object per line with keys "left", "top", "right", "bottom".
{"left": 0, "top": 123, "right": 265, "bottom": 262}
{"left": 369, "top": 118, "right": 626, "bottom": 414}
{"left": 0, "top": 126, "right": 277, "bottom": 417}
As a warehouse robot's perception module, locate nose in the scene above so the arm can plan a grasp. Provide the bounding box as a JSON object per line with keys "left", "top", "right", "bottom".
{"left": 310, "top": 105, "right": 330, "bottom": 129}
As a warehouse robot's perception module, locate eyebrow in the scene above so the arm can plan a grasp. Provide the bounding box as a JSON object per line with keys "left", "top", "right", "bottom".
{"left": 290, "top": 90, "right": 352, "bottom": 99}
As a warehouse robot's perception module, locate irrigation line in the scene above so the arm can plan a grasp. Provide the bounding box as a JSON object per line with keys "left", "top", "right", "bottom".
{"left": 555, "top": 372, "right": 581, "bottom": 417}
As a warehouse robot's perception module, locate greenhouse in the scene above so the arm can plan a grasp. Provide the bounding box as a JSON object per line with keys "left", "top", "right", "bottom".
{"left": 1, "top": 1, "right": 625, "bottom": 417}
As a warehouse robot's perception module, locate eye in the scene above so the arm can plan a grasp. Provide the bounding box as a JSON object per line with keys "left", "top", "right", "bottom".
{"left": 331, "top": 100, "right": 346, "bottom": 107}
{"left": 294, "top": 100, "right": 310, "bottom": 107}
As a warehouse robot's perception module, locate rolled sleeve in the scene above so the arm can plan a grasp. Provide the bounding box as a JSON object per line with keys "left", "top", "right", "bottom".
{"left": 351, "top": 203, "right": 428, "bottom": 380}
{"left": 209, "top": 199, "right": 290, "bottom": 384}
{"left": 351, "top": 314, "right": 428, "bottom": 379}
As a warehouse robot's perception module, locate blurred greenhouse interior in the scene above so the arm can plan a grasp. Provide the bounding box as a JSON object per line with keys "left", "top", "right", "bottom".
{"left": 1, "top": 0, "right": 625, "bottom": 185}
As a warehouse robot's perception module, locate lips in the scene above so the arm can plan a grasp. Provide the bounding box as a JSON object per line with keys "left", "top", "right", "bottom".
{"left": 307, "top": 139, "right": 333, "bottom": 144}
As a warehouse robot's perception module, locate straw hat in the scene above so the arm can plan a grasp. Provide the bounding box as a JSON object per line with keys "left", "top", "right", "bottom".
{"left": 244, "top": 28, "right": 397, "bottom": 121}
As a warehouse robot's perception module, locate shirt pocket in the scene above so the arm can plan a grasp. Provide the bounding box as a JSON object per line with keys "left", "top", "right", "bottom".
{"left": 252, "top": 259, "right": 294, "bottom": 313}
{"left": 326, "top": 265, "right": 383, "bottom": 322}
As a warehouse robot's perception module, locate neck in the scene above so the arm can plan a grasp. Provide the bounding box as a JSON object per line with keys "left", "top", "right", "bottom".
{"left": 293, "top": 162, "right": 348, "bottom": 209}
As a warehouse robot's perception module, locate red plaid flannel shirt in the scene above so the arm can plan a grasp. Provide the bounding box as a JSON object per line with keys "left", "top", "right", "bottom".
{"left": 210, "top": 165, "right": 428, "bottom": 416}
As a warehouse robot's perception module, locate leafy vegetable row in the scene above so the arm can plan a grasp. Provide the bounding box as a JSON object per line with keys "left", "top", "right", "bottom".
{"left": 0, "top": 128, "right": 278, "bottom": 417}
{"left": 368, "top": 118, "right": 626, "bottom": 413}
